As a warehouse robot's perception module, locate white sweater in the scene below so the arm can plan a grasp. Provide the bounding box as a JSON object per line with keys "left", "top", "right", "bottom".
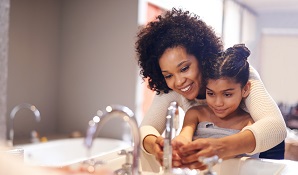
{"left": 140, "top": 66, "right": 287, "bottom": 155}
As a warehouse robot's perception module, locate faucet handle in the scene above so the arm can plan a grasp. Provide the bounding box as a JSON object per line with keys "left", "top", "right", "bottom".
{"left": 118, "top": 149, "right": 133, "bottom": 165}
{"left": 82, "top": 158, "right": 105, "bottom": 173}
{"left": 115, "top": 149, "right": 133, "bottom": 175}
{"left": 199, "top": 155, "right": 222, "bottom": 175}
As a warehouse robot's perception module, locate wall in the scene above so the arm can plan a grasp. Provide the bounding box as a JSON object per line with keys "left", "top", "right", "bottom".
{"left": 0, "top": 0, "right": 10, "bottom": 142}
{"left": 222, "top": 1, "right": 298, "bottom": 105}
{"left": 7, "top": 0, "right": 61, "bottom": 140}
{"left": 256, "top": 11, "right": 298, "bottom": 105}
{"left": 58, "top": 0, "right": 138, "bottom": 138}
{"left": 260, "top": 34, "right": 298, "bottom": 104}
{"left": 222, "top": 0, "right": 258, "bottom": 67}
{"left": 7, "top": 0, "right": 139, "bottom": 141}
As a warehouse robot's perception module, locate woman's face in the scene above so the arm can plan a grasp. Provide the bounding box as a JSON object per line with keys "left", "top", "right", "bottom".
{"left": 206, "top": 78, "right": 249, "bottom": 118}
{"left": 159, "top": 46, "right": 202, "bottom": 100}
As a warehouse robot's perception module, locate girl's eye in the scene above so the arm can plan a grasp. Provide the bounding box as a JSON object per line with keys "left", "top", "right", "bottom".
{"left": 206, "top": 92, "right": 214, "bottom": 96}
{"left": 224, "top": 93, "right": 232, "bottom": 97}
{"left": 181, "top": 65, "right": 190, "bottom": 72}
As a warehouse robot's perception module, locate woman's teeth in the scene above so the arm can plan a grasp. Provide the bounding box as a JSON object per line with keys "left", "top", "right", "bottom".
{"left": 181, "top": 85, "right": 190, "bottom": 92}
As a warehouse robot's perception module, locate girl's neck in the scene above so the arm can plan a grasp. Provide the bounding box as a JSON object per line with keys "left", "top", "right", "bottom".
{"left": 209, "top": 108, "right": 249, "bottom": 130}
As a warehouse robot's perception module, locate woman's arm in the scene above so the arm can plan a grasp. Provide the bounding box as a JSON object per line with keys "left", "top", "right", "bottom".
{"left": 242, "top": 66, "right": 287, "bottom": 154}
{"left": 140, "top": 91, "right": 184, "bottom": 155}
{"left": 178, "top": 129, "right": 256, "bottom": 170}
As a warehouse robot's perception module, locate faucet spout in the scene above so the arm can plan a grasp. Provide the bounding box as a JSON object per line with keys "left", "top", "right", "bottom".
{"left": 9, "top": 103, "right": 41, "bottom": 146}
{"left": 163, "top": 101, "right": 179, "bottom": 173}
{"left": 84, "top": 105, "right": 140, "bottom": 175}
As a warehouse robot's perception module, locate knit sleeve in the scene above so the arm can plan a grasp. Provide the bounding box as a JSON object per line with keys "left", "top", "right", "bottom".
{"left": 140, "top": 91, "right": 188, "bottom": 153}
{"left": 242, "top": 66, "right": 287, "bottom": 154}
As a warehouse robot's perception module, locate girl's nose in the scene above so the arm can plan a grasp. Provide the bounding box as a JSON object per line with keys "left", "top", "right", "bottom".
{"left": 215, "top": 97, "right": 224, "bottom": 107}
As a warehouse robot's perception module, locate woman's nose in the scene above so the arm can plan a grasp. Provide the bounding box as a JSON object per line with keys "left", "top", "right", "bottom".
{"left": 175, "top": 75, "right": 186, "bottom": 86}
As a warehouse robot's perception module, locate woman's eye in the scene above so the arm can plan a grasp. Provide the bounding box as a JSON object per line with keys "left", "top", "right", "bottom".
{"left": 164, "top": 74, "right": 172, "bottom": 79}
{"left": 181, "top": 65, "right": 190, "bottom": 72}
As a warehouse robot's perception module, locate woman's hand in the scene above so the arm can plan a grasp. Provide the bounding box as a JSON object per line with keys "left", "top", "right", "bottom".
{"left": 177, "top": 130, "right": 256, "bottom": 170}
{"left": 143, "top": 135, "right": 164, "bottom": 165}
{"left": 177, "top": 138, "right": 223, "bottom": 170}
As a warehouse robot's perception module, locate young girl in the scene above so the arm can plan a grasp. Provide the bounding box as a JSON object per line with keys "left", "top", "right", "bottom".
{"left": 172, "top": 44, "right": 259, "bottom": 166}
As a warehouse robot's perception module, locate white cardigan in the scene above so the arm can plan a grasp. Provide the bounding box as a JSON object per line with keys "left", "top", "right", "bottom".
{"left": 140, "top": 66, "right": 287, "bottom": 155}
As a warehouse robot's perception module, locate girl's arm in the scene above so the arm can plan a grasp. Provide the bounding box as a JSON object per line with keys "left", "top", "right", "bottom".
{"left": 177, "top": 107, "right": 199, "bottom": 141}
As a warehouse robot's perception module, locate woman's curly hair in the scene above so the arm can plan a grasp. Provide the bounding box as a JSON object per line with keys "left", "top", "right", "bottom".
{"left": 135, "top": 8, "right": 223, "bottom": 94}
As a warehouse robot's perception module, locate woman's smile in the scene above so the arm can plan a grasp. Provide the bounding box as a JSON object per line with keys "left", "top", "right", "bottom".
{"left": 179, "top": 82, "right": 194, "bottom": 92}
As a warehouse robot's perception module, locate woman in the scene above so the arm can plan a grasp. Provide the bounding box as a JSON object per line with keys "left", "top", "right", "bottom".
{"left": 135, "top": 8, "right": 286, "bottom": 170}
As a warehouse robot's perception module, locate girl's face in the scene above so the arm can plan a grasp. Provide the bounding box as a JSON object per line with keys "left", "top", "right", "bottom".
{"left": 206, "top": 78, "right": 250, "bottom": 118}
{"left": 159, "top": 46, "right": 202, "bottom": 100}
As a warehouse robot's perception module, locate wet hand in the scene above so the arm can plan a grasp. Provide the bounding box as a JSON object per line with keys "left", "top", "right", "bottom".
{"left": 153, "top": 136, "right": 165, "bottom": 165}
{"left": 178, "top": 138, "right": 220, "bottom": 170}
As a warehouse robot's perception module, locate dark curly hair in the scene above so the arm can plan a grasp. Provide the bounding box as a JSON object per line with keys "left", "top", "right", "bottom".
{"left": 135, "top": 8, "right": 223, "bottom": 94}
{"left": 204, "top": 44, "right": 250, "bottom": 87}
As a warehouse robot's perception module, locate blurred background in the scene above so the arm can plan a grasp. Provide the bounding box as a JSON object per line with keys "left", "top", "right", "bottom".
{"left": 0, "top": 0, "right": 297, "bottom": 143}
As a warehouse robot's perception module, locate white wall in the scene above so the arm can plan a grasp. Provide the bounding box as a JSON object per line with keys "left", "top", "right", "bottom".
{"left": 7, "top": 0, "right": 139, "bottom": 141}
{"left": 260, "top": 33, "right": 298, "bottom": 105}
{"left": 256, "top": 11, "right": 298, "bottom": 105}
{"left": 221, "top": 1, "right": 298, "bottom": 105}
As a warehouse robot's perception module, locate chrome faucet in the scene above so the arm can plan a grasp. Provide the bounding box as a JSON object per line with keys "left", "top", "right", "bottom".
{"left": 8, "top": 103, "right": 41, "bottom": 146}
{"left": 84, "top": 105, "right": 140, "bottom": 175}
{"left": 199, "top": 155, "right": 222, "bottom": 175}
{"left": 163, "top": 101, "right": 179, "bottom": 174}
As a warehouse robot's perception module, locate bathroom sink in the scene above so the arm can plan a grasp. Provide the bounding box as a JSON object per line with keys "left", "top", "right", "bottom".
{"left": 212, "top": 157, "right": 285, "bottom": 175}
{"left": 16, "top": 137, "right": 131, "bottom": 167}
{"left": 94, "top": 155, "right": 286, "bottom": 175}
{"left": 25, "top": 139, "right": 284, "bottom": 175}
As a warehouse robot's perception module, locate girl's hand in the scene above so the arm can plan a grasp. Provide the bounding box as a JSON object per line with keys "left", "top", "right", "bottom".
{"left": 171, "top": 135, "right": 191, "bottom": 167}
{"left": 178, "top": 138, "right": 221, "bottom": 170}
{"left": 172, "top": 135, "right": 191, "bottom": 147}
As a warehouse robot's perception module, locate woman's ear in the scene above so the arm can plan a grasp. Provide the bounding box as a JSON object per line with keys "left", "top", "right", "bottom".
{"left": 242, "top": 81, "right": 251, "bottom": 98}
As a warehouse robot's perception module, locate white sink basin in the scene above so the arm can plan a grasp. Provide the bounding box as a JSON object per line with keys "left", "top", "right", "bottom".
{"left": 212, "top": 157, "right": 285, "bottom": 175}
{"left": 13, "top": 138, "right": 289, "bottom": 174}
{"left": 15, "top": 138, "right": 131, "bottom": 167}
{"left": 94, "top": 155, "right": 286, "bottom": 175}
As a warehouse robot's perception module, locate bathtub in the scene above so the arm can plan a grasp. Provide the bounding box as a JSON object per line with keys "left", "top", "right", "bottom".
{"left": 15, "top": 137, "right": 131, "bottom": 167}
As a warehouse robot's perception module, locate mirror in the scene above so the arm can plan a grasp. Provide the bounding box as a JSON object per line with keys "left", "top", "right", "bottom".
{"left": 6, "top": 0, "right": 139, "bottom": 143}
{"left": 4, "top": 0, "right": 298, "bottom": 144}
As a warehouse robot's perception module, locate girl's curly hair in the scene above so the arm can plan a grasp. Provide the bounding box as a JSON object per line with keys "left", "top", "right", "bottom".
{"left": 135, "top": 8, "right": 223, "bottom": 94}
